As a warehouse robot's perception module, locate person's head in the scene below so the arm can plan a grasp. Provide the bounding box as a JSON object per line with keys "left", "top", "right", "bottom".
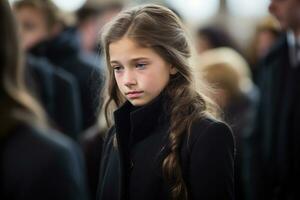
{"left": 101, "top": 4, "right": 194, "bottom": 109}
{"left": 98, "top": 2, "right": 123, "bottom": 28}
{"left": 196, "top": 47, "right": 253, "bottom": 95}
{"left": 196, "top": 26, "right": 241, "bottom": 54}
{"left": 201, "top": 63, "right": 241, "bottom": 108}
{"left": 269, "top": 0, "right": 300, "bottom": 33}
{"left": 256, "top": 28, "right": 280, "bottom": 57}
{"left": 109, "top": 37, "right": 178, "bottom": 106}
{"left": 248, "top": 16, "right": 281, "bottom": 65}
{"left": 100, "top": 4, "right": 218, "bottom": 200}
{"left": 76, "top": 4, "right": 103, "bottom": 52}
{"left": 76, "top": 4, "right": 103, "bottom": 25}
{"left": 0, "top": 0, "right": 46, "bottom": 136}
{"left": 13, "top": 0, "right": 61, "bottom": 50}
{"left": 76, "top": 2, "right": 123, "bottom": 52}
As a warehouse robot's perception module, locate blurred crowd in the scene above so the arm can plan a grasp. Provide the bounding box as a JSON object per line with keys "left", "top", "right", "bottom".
{"left": 1, "top": 0, "right": 299, "bottom": 200}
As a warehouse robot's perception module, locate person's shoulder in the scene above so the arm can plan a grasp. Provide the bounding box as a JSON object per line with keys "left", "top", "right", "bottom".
{"left": 54, "top": 67, "right": 78, "bottom": 85}
{"left": 188, "top": 117, "right": 234, "bottom": 152}
{"left": 190, "top": 117, "right": 232, "bottom": 134}
{"left": 7, "top": 123, "right": 79, "bottom": 159}
{"left": 2, "top": 123, "right": 84, "bottom": 181}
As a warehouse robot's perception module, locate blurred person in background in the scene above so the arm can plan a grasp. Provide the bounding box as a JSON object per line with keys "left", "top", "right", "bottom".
{"left": 76, "top": 1, "right": 123, "bottom": 55}
{"left": 195, "top": 47, "right": 258, "bottom": 200}
{"left": 196, "top": 25, "right": 244, "bottom": 57}
{"left": 14, "top": 0, "right": 103, "bottom": 132}
{"left": 247, "top": 16, "right": 281, "bottom": 83}
{"left": 77, "top": 2, "right": 123, "bottom": 199}
{"left": 13, "top": 0, "right": 83, "bottom": 138}
{"left": 0, "top": 0, "right": 89, "bottom": 199}
{"left": 248, "top": 0, "right": 300, "bottom": 199}
{"left": 75, "top": 3, "right": 104, "bottom": 69}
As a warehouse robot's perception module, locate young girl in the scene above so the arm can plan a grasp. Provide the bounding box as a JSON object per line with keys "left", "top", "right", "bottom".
{"left": 97, "top": 4, "right": 234, "bottom": 200}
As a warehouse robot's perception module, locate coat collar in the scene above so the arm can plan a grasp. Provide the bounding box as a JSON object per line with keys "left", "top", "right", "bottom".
{"left": 113, "top": 92, "right": 169, "bottom": 147}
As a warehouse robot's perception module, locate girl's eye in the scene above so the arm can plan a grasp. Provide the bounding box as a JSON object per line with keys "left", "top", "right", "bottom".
{"left": 113, "top": 66, "right": 123, "bottom": 73}
{"left": 136, "top": 63, "right": 147, "bottom": 69}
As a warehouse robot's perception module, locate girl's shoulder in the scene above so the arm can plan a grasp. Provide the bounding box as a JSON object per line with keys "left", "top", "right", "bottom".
{"left": 4, "top": 123, "right": 79, "bottom": 155}
{"left": 187, "top": 117, "right": 234, "bottom": 153}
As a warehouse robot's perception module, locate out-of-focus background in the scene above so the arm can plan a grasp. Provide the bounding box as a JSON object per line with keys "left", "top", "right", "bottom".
{"left": 9, "top": 0, "right": 276, "bottom": 54}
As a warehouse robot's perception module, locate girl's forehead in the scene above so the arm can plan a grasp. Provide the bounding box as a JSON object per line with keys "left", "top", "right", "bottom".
{"left": 109, "top": 37, "right": 157, "bottom": 62}
{"left": 109, "top": 37, "right": 144, "bottom": 49}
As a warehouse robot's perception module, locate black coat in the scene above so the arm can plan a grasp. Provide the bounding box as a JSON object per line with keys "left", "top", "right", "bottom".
{"left": 97, "top": 94, "right": 235, "bottom": 200}
{"left": 0, "top": 123, "right": 89, "bottom": 200}
{"left": 26, "top": 55, "right": 82, "bottom": 138}
{"left": 30, "top": 27, "right": 103, "bottom": 130}
{"left": 80, "top": 125, "right": 104, "bottom": 200}
{"left": 246, "top": 34, "right": 300, "bottom": 200}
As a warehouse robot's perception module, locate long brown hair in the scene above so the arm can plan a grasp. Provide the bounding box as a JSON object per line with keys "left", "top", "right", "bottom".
{"left": 100, "top": 4, "right": 219, "bottom": 200}
{"left": 0, "top": 0, "right": 46, "bottom": 136}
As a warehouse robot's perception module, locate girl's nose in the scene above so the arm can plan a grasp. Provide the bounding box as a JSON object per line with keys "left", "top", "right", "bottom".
{"left": 124, "top": 71, "right": 137, "bottom": 87}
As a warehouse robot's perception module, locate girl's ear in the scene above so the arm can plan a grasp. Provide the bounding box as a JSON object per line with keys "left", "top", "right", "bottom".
{"left": 169, "top": 65, "right": 178, "bottom": 75}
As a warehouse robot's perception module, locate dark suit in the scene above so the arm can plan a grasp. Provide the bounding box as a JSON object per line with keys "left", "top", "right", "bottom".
{"left": 246, "top": 34, "right": 300, "bottom": 200}
{"left": 0, "top": 123, "right": 89, "bottom": 200}
{"left": 97, "top": 93, "right": 235, "bottom": 200}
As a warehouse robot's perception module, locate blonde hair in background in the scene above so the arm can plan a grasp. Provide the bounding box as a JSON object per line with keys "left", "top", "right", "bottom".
{"left": 195, "top": 47, "right": 254, "bottom": 95}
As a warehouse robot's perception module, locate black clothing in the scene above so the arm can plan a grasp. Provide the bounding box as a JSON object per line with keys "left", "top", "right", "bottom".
{"left": 224, "top": 92, "right": 258, "bottom": 200}
{"left": 247, "top": 34, "right": 300, "bottom": 200}
{"left": 29, "top": 27, "right": 103, "bottom": 130}
{"left": 25, "top": 55, "right": 82, "bottom": 138}
{"left": 80, "top": 125, "right": 104, "bottom": 200}
{"left": 97, "top": 94, "right": 235, "bottom": 200}
{"left": 0, "top": 123, "right": 89, "bottom": 200}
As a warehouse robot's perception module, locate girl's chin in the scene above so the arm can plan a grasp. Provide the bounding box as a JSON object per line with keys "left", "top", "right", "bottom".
{"left": 129, "top": 99, "right": 147, "bottom": 107}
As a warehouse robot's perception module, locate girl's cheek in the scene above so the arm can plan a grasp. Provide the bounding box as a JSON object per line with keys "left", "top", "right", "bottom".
{"left": 115, "top": 78, "right": 123, "bottom": 90}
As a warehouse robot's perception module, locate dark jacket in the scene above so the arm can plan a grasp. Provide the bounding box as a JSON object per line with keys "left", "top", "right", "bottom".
{"left": 97, "top": 94, "right": 235, "bottom": 200}
{"left": 246, "top": 34, "right": 300, "bottom": 200}
{"left": 30, "top": 27, "right": 103, "bottom": 130}
{"left": 80, "top": 125, "right": 104, "bottom": 200}
{"left": 0, "top": 123, "right": 89, "bottom": 200}
{"left": 26, "top": 55, "right": 82, "bottom": 138}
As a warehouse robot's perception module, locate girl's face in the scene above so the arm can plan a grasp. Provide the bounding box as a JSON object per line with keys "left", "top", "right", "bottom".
{"left": 109, "top": 37, "right": 177, "bottom": 106}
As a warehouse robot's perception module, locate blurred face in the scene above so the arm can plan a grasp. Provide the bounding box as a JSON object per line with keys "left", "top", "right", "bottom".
{"left": 256, "top": 30, "right": 278, "bottom": 58}
{"left": 196, "top": 35, "right": 213, "bottom": 54}
{"left": 109, "top": 37, "right": 177, "bottom": 106}
{"left": 14, "top": 6, "right": 49, "bottom": 50}
{"left": 269, "top": 0, "right": 300, "bottom": 32}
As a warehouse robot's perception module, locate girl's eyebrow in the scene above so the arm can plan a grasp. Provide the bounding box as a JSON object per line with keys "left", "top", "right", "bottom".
{"left": 110, "top": 57, "right": 149, "bottom": 64}
{"left": 110, "top": 60, "right": 121, "bottom": 66}
{"left": 130, "top": 57, "right": 149, "bottom": 62}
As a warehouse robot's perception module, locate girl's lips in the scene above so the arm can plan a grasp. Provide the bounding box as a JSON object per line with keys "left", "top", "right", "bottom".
{"left": 126, "top": 91, "right": 144, "bottom": 99}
